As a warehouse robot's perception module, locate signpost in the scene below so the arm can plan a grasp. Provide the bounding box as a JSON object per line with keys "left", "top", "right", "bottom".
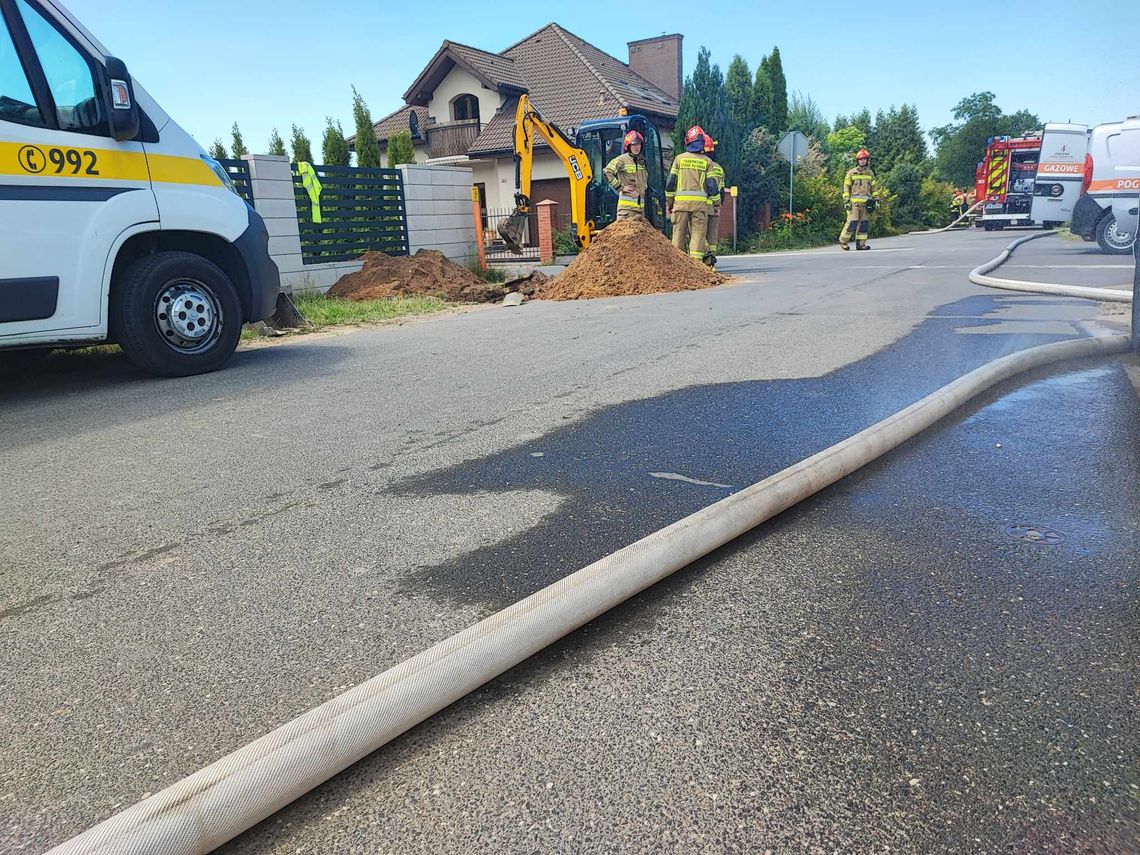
{"left": 777, "top": 131, "right": 809, "bottom": 233}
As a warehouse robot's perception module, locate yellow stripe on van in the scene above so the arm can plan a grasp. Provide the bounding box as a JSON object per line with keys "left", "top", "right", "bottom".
{"left": 146, "top": 153, "right": 223, "bottom": 186}
{"left": 0, "top": 141, "right": 221, "bottom": 187}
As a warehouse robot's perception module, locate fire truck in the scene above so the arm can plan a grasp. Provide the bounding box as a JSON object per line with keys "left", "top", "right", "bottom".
{"left": 975, "top": 124, "right": 1088, "bottom": 230}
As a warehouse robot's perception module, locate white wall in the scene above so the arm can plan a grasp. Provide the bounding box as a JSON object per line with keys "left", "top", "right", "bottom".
{"left": 398, "top": 164, "right": 477, "bottom": 263}
{"left": 427, "top": 66, "right": 503, "bottom": 127}
{"left": 483, "top": 151, "right": 567, "bottom": 210}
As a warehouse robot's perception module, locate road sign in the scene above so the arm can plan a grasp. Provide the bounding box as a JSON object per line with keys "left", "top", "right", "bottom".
{"left": 777, "top": 131, "right": 809, "bottom": 164}
{"left": 777, "top": 131, "right": 810, "bottom": 228}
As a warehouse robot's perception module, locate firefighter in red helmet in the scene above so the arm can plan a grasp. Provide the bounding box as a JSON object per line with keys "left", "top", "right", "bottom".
{"left": 603, "top": 130, "right": 649, "bottom": 221}
{"left": 840, "top": 147, "right": 876, "bottom": 250}
{"left": 703, "top": 133, "right": 725, "bottom": 268}
{"left": 666, "top": 125, "right": 718, "bottom": 260}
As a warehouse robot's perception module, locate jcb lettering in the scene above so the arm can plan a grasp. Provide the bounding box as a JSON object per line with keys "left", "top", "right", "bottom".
{"left": 19, "top": 145, "right": 99, "bottom": 177}
{"left": 568, "top": 155, "right": 583, "bottom": 181}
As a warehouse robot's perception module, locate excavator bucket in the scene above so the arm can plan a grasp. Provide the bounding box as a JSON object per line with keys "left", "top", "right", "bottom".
{"left": 497, "top": 209, "right": 529, "bottom": 255}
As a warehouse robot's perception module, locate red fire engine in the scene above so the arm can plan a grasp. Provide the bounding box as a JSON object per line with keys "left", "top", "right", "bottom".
{"left": 976, "top": 133, "right": 1042, "bottom": 230}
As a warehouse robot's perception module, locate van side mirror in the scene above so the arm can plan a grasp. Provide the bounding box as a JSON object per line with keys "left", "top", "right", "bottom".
{"left": 103, "top": 56, "right": 140, "bottom": 142}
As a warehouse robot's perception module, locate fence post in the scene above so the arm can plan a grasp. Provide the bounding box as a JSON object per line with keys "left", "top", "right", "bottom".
{"left": 536, "top": 199, "right": 558, "bottom": 264}
{"left": 472, "top": 186, "right": 487, "bottom": 272}
{"left": 243, "top": 154, "right": 302, "bottom": 290}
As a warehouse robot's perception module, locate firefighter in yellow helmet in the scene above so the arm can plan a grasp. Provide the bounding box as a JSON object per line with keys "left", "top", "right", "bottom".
{"left": 702, "top": 133, "right": 725, "bottom": 268}
{"left": 603, "top": 130, "right": 649, "bottom": 221}
{"left": 839, "top": 147, "right": 876, "bottom": 250}
{"left": 666, "top": 125, "right": 718, "bottom": 261}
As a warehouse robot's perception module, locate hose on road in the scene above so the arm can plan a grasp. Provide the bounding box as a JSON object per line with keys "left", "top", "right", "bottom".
{"left": 970, "top": 231, "right": 1133, "bottom": 303}
{"left": 47, "top": 241, "right": 1134, "bottom": 855}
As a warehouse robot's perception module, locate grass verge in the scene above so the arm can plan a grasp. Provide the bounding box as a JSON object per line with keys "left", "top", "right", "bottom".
{"left": 289, "top": 292, "right": 452, "bottom": 329}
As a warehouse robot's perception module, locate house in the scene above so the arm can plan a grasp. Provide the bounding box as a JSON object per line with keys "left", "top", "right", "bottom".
{"left": 360, "top": 24, "right": 682, "bottom": 215}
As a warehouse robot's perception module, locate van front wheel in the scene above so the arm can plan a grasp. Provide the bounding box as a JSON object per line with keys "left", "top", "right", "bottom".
{"left": 112, "top": 251, "right": 242, "bottom": 377}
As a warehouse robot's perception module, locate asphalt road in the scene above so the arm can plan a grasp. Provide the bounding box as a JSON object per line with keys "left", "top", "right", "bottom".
{"left": 0, "top": 229, "right": 1135, "bottom": 853}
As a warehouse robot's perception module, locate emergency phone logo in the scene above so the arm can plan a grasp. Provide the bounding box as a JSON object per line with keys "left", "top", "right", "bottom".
{"left": 18, "top": 145, "right": 46, "bottom": 174}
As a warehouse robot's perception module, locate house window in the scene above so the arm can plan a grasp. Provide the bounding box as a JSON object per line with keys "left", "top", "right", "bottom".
{"left": 451, "top": 93, "right": 480, "bottom": 124}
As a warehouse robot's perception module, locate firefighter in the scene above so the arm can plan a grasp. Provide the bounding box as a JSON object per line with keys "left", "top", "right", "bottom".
{"left": 603, "top": 130, "right": 649, "bottom": 221}
{"left": 666, "top": 126, "right": 718, "bottom": 261}
{"left": 839, "top": 148, "right": 875, "bottom": 250}
{"left": 951, "top": 188, "right": 967, "bottom": 220}
{"left": 703, "top": 133, "right": 725, "bottom": 268}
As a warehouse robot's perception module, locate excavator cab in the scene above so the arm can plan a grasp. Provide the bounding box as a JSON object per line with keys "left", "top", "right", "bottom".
{"left": 576, "top": 116, "right": 668, "bottom": 232}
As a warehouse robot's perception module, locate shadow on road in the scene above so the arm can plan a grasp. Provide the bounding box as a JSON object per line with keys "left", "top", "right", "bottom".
{"left": 386, "top": 293, "right": 1098, "bottom": 608}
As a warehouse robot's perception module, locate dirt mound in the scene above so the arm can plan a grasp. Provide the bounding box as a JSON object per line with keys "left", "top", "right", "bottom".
{"left": 327, "top": 250, "right": 505, "bottom": 303}
{"left": 535, "top": 218, "right": 728, "bottom": 301}
{"left": 504, "top": 269, "right": 549, "bottom": 297}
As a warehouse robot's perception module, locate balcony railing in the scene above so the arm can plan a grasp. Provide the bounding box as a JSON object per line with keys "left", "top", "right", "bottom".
{"left": 425, "top": 118, "right": 481, "bottom": 159}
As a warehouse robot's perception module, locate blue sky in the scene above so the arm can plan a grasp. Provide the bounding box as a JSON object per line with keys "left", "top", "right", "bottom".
{"left": 65, "top": 0, "right": 1139, "bottom": 155}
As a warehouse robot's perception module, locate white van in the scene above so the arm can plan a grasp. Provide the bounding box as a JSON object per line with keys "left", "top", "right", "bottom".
{"left": 1029, "top": 123, "right": 1087, "bottom": 228}
{"left": 1071, "top": 117, "right": 1140, "bottom": 254}
{"left": 1, "top": 0, "right": 278, "bottom": 376}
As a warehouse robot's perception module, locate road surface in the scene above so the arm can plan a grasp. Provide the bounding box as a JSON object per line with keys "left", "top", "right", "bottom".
{"left": 0, "top": 229, "right": 1135, "bottom": 853}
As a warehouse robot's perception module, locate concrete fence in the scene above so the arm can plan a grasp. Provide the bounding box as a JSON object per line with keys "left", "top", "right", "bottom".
{"left": 242, "top": 155, "right": 477, "bottom": 294}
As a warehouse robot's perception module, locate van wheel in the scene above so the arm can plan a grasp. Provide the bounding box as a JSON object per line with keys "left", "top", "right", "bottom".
{"left": 112, "top": 251, "right": 241, "bottom": 377}
{"left": 1095, "top": 213, "right": 1136, "bottom": 254}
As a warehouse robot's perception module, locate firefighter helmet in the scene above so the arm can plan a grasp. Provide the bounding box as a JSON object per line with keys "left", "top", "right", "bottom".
{"left": 623, "top": 130, "right": 644, "bottom": 152}
{"left": 684, "top": 125, "right": 706, "bottom": 153}
{"left": 856, "top": 148, "right": 870, "bottom": 161}
{"left": 703, "top": 133, "right": 715, "bottom": 153}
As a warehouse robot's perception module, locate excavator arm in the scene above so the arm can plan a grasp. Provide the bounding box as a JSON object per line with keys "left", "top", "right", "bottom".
{"left": 498, "top": 94, "right": 595, "bottom": 254}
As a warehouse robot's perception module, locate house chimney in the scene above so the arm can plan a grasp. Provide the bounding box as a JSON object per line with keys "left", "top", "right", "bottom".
{"left": 627, "top": 34, "right": 683, "bottom": 103}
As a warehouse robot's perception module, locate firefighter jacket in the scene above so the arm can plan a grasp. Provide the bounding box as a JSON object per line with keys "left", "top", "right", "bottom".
{"left": 706, "top": 160, "right": 725, "bottom": 211}
{"left": 843, "top": 165, "right": 875, "bottom": 205}
{"left": 666, "top": 151, "right": 717, "bottom": 212}
{"left": 603, "top": 152, "right": 649, "bottom": 211}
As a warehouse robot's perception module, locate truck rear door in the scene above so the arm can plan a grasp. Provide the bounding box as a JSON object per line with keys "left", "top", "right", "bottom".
{"left": 1031, "top": 123, "right": 1087, "bottom": 225}
{"left": 0, "top": 0, "right": 156, "bottom": 341}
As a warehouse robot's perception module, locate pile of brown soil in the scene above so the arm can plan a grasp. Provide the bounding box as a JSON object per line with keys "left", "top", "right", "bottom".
{"left": 535, "top": 218, "right": 728, "bottom": 301}
{"left": 327, "top": 250, "right": 506, "bottom": 303}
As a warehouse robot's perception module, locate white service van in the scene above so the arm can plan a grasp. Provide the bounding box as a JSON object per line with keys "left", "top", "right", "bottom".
{"left": 1071, "top": 117, "right": 1140, "bottom": 255}
{"left": 1029, "top": 123, "right": 1088, "bottom": 228}
{"left": 1, "top": 0, "right": 279, "bottom": 375}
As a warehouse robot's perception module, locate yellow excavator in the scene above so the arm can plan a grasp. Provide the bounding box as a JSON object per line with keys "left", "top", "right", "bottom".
{"left": 497, "top": 95, "right": 668, "bottom": 254}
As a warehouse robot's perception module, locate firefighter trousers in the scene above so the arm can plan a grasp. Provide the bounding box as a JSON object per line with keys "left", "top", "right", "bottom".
{"left": 616, "top": 207, "right": 644, "bottom": 222}
{"left": 840, "top": 203, "right": 869, "bottom": 247}
{"left": 706, "top": 210, "right": 720, "bottom": 251}
{"left": 672, "top": 208, "right": 708, "bottom": 260}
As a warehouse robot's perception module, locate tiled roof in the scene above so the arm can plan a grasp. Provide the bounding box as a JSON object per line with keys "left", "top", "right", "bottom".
{"left": 404, "top": 41, "right": 527, "bottom": 106}
{"left": 447, "top": 41, "right": 529, "bottom": 91}
{"left": 466, "top": 23, "right": 678, "bottom": 156}
{"left": 359, "top": 104, "right": 429, "bottom": 146}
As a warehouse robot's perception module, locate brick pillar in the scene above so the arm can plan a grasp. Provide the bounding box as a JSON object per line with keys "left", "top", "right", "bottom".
{"left": 243, "top": 154, "right": 302, "bottom": 290}
{"left": 536, "top": 199, "right": 558, "bottom": 264}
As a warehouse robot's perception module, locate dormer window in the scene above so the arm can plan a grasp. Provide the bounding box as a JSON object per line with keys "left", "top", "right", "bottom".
{"left": 451, "top": 94, "right": 480, "bottom": 123}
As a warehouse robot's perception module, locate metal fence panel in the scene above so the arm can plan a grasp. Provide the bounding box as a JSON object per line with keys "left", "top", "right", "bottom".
{"left": 293, "top": 164, "right": 410, "bottom": 264}
{"left": 217, "top": 158, "right": 254, "bottom": 206}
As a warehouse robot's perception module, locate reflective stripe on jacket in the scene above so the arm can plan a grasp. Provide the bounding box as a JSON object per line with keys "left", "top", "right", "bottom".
{"left": 843, "top": 166, "right": 874, "bottom": 204}
{"left": 706, "top": 160, "right": 725, "bottom": 209}
{"left": 604, "top": 152, "right": 648, "bottom": 210}
{"left": 667, "top": 152, "right": 712, "bottom": 212}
